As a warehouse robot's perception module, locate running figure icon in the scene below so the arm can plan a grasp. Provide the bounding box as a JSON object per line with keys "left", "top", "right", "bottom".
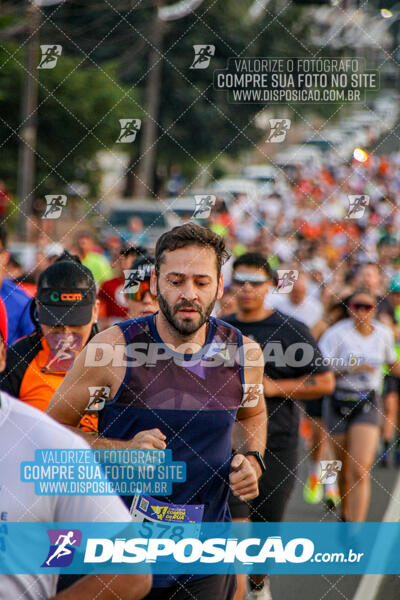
{"left": 190, "top": 45, "right": 215, "bottom": 69}
{"left": 46, "top": 531, "right": 77, "bottom": 566}
{"left": 44, "top": 333, "right": 80, "bottom": 373}
{"left": 38, "top": 45, "right": 62, "bottom": 69}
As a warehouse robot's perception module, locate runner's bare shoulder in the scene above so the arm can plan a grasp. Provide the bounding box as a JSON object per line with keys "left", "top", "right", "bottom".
{"left": 241, "top": 334, "right": 264, "bottom": 369}
{"left": 81, "top": 325, "right": 127, "bottom": 376}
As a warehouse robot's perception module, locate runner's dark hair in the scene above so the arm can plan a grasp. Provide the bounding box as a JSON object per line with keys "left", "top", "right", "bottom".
{"left": 232, "top": 252, "right": 274, "bottom": 279}
{"left": 348, "top": 287, "right": 377, "bottom": 304}
{"left": 130, "top": 255, "right": 155, "bottom": 271}
{"left": 155, "top": 223, "right": 229, "bottom": 277}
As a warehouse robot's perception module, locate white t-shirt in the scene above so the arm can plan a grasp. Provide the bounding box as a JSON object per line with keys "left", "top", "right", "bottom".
{"left": 265, "top": 292, "right": 323, "bottom": 328}
{"left": 271, "top": 238, "right": 296, "bottom": 262}
{"left": 319, "top": 319, "right": 397, "bottom": 393}
{"left": 0, "top": 392, "right": 131, "bottom": 600}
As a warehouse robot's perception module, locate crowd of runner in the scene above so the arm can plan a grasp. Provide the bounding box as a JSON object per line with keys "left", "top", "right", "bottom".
{"left": 1, "top": 149, "right": 400, "bottom": 600}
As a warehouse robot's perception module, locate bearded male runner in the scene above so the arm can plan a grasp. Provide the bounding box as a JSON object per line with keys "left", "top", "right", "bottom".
{"left": 48, "top": 223, "right": 267, "bottom": 600}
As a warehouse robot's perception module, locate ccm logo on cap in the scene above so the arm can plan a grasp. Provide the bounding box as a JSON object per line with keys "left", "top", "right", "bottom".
{"left": 50, "top": 291, "right": 83, "bottom": 302}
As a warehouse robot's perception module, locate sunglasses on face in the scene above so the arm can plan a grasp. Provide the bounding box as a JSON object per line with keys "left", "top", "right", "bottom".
{"left": 232, "top": 273, "right": 269, "bottom": 287}
{"left": 125, "top": 279, "right": 156, "bottom": 302}
{"left": 349, "top": 302, "right": 374, "bottom": 311}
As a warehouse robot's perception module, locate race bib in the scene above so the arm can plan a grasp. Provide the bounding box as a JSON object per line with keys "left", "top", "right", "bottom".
{"left": 130, "top": 495, "right": 204, "bottom": 524}
{"left": 130, "top": 496, "right": 204, "bottom": 553}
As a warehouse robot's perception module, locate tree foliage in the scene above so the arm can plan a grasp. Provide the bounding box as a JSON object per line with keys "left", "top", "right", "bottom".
{"left": 1, "top": 0, "right": 346, "bottom": 195}
{"left": 0, "top": 39, "right": 135, "bottom": 196}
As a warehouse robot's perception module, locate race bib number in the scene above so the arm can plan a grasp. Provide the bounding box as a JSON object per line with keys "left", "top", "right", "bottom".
{"left": 130, "top": 496, "right": 204, "bottom": 546}
{"left": 130, "top": 495, "right": 204, "bottom": 523}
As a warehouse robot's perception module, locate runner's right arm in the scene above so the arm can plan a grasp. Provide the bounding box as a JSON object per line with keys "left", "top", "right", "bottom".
{"left": 47, "top": 326, "right": 166, "bottom": 450}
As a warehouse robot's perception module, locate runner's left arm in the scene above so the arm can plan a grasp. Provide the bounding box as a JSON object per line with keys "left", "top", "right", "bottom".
{"left": 387, "top": 361, "right": 400, "bottom": 378}
{"left": 230, "top": 336, "right": 266, "bottom": 500}
{"left": 383, "top": 324, "right": 400, "bottom": 377}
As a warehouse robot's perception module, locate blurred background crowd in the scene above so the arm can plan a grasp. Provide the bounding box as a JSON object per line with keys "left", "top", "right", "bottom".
{"left": 3, "top": 142, "right": 400, "bottom": 332}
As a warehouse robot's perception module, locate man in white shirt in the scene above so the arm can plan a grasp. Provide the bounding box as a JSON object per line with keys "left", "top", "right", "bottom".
{"left": 265, "top": 271, "right": 323, "bottom": 328}
{"left": 0, "top": 297, "right": 151, "bottom": 600}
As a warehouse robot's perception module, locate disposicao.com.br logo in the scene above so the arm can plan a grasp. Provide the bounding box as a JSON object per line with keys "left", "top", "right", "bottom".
{"left": 83, "top": 536, "right": 363, "bottom": 566}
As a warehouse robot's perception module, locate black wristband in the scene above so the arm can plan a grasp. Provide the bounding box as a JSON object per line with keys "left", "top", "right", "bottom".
{"left": 244, "top": 451, "right": 266, "bottom": 473}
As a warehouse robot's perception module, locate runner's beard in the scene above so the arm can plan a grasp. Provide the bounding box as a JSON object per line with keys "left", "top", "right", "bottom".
{"left": 157, "top": 285, "right": 217, "bottom": 336}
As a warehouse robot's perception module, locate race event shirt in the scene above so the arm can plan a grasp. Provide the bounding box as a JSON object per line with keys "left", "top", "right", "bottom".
{"left": 0, "top": 392, "right": 131, "bottom": 600}
{"left": 319, "top": 318, "right": 396, "bottom": 393}
{"left": 224, "top": 311, "right": 329, "bottom": 450}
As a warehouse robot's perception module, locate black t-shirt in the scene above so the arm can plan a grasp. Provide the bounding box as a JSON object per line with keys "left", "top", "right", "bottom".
{"left": 224, "top": 310, "right": 329, "bottom": 450}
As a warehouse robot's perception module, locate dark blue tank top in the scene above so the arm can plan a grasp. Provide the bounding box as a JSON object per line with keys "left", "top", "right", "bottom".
{"left": 98, "top": 314, "right": 245, "bottom": 523}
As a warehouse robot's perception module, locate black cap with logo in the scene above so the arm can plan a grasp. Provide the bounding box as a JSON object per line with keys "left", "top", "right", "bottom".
{"left": 36, "top": 252, "right": 97, "bottom": 326}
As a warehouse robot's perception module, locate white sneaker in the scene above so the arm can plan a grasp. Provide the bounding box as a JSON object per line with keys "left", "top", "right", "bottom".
{"left": 246, "top": 579, "right": 273, "bottom": 600}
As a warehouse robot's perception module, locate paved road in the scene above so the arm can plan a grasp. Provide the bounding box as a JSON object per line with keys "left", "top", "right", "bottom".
{"left": 268, "top": 439, "right": 399, "bottom": 600}
{"left": 377, "top": 574, "right": 400, "bottom": 599}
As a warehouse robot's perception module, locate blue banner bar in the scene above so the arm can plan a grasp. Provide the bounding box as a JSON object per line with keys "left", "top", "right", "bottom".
{"left": 0, "top": 522, "right": 399, "bottom": 574}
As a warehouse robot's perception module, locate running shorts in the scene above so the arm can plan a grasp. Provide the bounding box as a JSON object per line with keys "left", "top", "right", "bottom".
{"left": 304, "top": 397, "right": 323, "bottom": 419}
{"left": 229, "top": 446, "right": 298, "bottom": 522}
{"left": 229, "top": 489, "right": 251, "bottom": 520}
{"left": 322, "top": 394, "right": 381, "bottom": 435}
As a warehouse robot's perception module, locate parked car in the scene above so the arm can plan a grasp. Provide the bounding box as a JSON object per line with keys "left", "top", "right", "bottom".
{"left": 241, "top": 164, "right": 279, "bottom": 184}
{"left": 211, "top": 178, "right": 260, "bottom": 202}
{"left": 274, "top": 145, "right": 323, "bottom": 168}
{"left": 103, "top": 200, "right": 179, "bottom": 247}
{"left": 166, "top": 196, "right": 199, "bottom": 221}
